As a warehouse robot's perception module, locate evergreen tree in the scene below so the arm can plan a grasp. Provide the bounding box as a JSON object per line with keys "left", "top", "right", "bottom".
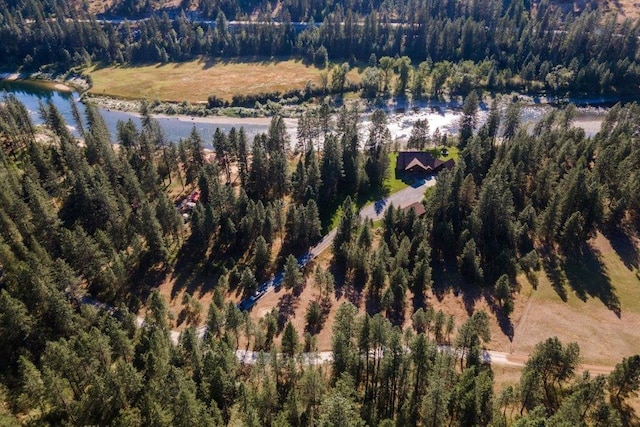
{"left": 283, "top": 254, "right": 304, "bottom": 294}
{"left": 252, "top": 236, "right": 270, "bottom": 281}
{"left": 459, "top": 91, "right": 479, "bottom": 147}
{"left": 282, "top": 321, "right": 300, "bottom": 358}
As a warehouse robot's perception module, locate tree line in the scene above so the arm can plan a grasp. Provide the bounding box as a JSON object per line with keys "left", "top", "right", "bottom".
{"left": 2, "top": 0, "right": 640, "bottom": 97}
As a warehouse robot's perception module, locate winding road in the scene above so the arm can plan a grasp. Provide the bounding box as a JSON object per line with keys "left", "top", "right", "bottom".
{"left": 312, "top": 177, "right": 437, "bottom": 257}
{"left": 179, "top": 178, "right": 538, "bottom": 370}
{"left": 81, "top": 175, "right": 615, "bottom": 373}
{"left": 239, "top": 177, "right": 438, "bottom": 308}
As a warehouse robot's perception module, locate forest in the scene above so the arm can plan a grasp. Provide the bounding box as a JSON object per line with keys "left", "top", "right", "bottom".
{"left": 2, "top": 0, "right": 640, "bottom": 98}
{"left": 0, "top": 76, "right": 640, "bottom": 424}
{"left": 1, "top": 0, "right": 640, "bottom": 423}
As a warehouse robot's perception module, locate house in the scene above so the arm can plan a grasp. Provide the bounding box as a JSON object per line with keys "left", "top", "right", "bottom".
{"left": 395, "top": 151, "right": 455, "bottom": 177}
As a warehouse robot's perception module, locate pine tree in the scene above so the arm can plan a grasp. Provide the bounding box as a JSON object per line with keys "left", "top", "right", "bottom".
{"left": 283, "top": 254, "right": 304, "bottom": 294}
{"left": 282, "top": 321, "right": 299, "bottom": 358}
{"left": 140, "top": 202, "right": 168, "bottom": 262}
{"left": 459, "top": 91, "right": 479, "bottom": 147}
{"left": 608, "top": 355, "right": 640, "bottom": 411}
{"left": 252, "top": 236, "right": 270, "bottom": 281}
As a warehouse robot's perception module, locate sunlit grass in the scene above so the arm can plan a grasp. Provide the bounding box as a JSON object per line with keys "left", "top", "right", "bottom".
{"left": 86, "top": 57, "right": 363, "bottom": 102}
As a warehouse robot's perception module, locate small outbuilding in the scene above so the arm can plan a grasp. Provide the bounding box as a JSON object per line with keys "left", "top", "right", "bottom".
{"left": 402, "top": 201, "right": 427, "bottom": 217}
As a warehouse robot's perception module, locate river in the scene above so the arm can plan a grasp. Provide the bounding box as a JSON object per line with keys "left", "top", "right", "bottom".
{"left": 0, "top": 80, "right": 277, "bottom": 147}
{"left": 0, "top": 79, "right": 610, "bottom": 147}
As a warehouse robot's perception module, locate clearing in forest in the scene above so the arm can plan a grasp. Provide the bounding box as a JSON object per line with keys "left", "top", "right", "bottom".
{"left": 244, "top": 231, "right": 640, "bottom": 368}
{"left": 508, "top": 232, "right": 640, "bottom": 367}
{"left": 86, "top": 58, "right": 362, "bottom": 103}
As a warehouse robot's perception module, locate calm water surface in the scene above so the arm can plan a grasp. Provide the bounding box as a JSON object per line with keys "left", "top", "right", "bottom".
{"left": 0, "top": 80, "right": 271, "bottom": 147}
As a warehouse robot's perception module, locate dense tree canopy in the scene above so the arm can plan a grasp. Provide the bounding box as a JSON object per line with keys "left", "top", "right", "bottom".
{"left": 1, "top": 80, "right": 640, "bottom": 424}
{"left": 2, "top": 0, "right": 640, "bottom": 100}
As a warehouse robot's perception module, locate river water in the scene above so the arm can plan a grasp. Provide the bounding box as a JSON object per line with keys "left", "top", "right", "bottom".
{"left": 0, "top": 79, "right": 609, "bottom": 147}
{"left": 0, "top": 80, "right": 274, "bottom": 147}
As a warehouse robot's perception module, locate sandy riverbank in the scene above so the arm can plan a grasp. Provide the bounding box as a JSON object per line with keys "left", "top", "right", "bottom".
{"left": 53, "top": 83, "right": 73, "bottom": 91}
{"left": 126, "top": 110, "right": 286, "bottom": 126}
{"left": 1, "top": 71, "right": 85, "bottom": 92}
{"left": 0, "top": 72, "right": 21, "bottom": 80}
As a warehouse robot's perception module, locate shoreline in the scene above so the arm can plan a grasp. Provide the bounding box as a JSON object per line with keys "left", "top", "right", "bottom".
{"left": 108, "top": 108, "right": 279, "bottom": 125}
{"left": 0, "top": 70, "right": 87, "bottom": 92}
{"left": 2, "top": 75, "right": 611, "bottom": 140}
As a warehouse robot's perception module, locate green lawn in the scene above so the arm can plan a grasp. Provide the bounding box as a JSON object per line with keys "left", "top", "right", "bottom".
{"left": 384, "top": 152, "right": 407, "bottom": 193}
{"left": 429, "top": 146, "right": 460, "bottom": 162}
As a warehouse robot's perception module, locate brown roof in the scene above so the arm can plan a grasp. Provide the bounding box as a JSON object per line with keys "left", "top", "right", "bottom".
{"left": 405, "top": 157, "right": 433, "bottom": 172}
{"left": 396, "top": 151, "right": 455, "bottom": 174}
{"left": 403, "top": 201, "right": 427, "bottom": 217}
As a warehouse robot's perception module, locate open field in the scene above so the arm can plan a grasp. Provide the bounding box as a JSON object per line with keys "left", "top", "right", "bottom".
{"left": 508, "top": 232, "right": 640, "bottom": 366}
{"left": 86, "top": 58, "right": 363, "bottom": 103}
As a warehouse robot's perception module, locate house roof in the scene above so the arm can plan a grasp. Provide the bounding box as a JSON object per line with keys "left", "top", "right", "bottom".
{"left": 405, "top": 157, "right": 433, "bottom": 172}
{"left": 402, "top": 201, "right": 427, "bottom": 217}
{"left": 396, "top": 151, "right": 455, "bottom": 173}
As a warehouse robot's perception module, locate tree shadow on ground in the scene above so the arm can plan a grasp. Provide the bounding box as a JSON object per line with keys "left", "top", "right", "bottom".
{"left": 365, "top": 289, "right": 383, "bottom": 316}
{"left": 125, "top": 253, "right": 171, "bottom": 309}
{"left": 431, "top": 259, "right": 482, "bottom": 316}
{"left": 176, "top": 308, "right": 187, "bottom": 327}
{"left": 412, "top": 289, "right": 426, "bottom": 314}
{"left": 342, "top": 281, "right": 364, "bottom": 309}
{"left": 603, "top": 228, "right": 639, "bottom": 271}
{"left": 482, "top": 289, "right": 514, "bottom": 341}
{"left": 563, "top": 243, "right": 621, "bottom": 317}
{"left": 198, "top": 55, "right": 314, "bottom": 70}
{"left": 170, "top": 239, "right": 228, "bottom": 300}
{"left": 276, "top": 293, "right": 298, "bottom": 328}
{"left": 540, "top": 248, "right": 568, "bottom": 302}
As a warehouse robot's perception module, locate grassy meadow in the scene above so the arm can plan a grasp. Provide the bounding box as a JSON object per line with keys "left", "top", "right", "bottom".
{"left": 507, "top": 232, "right": 640, "bottom": 366}
{"left": 86, "top": 58, "right": 363, "bottom": 102}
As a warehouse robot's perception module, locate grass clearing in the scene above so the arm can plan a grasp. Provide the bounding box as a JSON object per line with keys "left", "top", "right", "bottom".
{"left": 509, "top": 232, "right": 640, "bottom": 366}
{"left": 384, "top": 152, "right": 407, "bottom": 193}
{"left": 434, "top": 146, "right": 460, "bottom": 162}
{"left": 86, "top": 58, "right": 363, "bottom": 102}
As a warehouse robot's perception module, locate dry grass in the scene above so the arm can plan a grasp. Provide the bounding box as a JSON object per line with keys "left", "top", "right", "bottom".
{"left": 147, "top": 226, "right": 639, "bottom": 414}
{"left": 86, "top": 58, "right": 362, "bottom": 103}
{"left": 600, "top": 0, "right": 640, "bottom": 17}
{"left": 510, "top": 232, "right": 640, "bottom": 366}
{"left": 151, "top": 222, "right": 639, "bottom": 370}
